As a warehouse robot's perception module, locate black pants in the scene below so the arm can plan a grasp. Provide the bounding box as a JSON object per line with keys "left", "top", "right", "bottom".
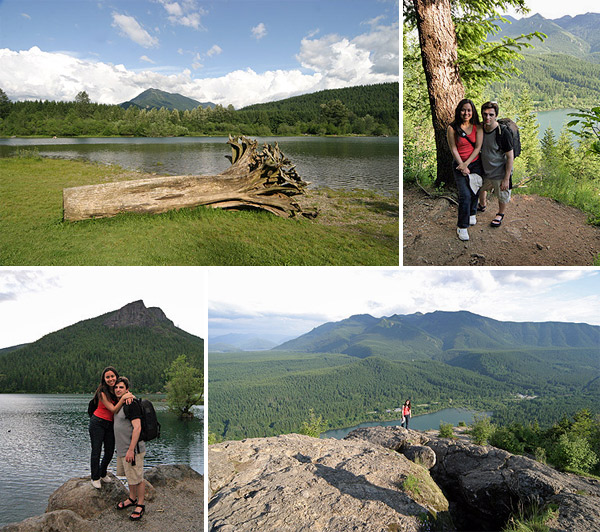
{"left": 453, "top": 159, "right": 483, "bottom": 228}
{"left": 89, "top": 415, "right": 115, "bottom": 480}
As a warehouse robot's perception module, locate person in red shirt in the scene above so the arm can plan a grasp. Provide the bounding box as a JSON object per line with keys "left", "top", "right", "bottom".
{"left": 88, "top": 366, "right": 134, "bottom": 488}
{"left": 401, "top": 400, "right": 412, "bottom": 430}
{"left": 447, "top": 99, "right": 484, "bottom": 241}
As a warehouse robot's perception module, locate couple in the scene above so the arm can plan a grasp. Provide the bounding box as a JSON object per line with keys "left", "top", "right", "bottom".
{"left": 447, "top": 99, "right": 514, "bottom": 241}
{"left": 88, "top": 366, "right": 147, "bottom": 521}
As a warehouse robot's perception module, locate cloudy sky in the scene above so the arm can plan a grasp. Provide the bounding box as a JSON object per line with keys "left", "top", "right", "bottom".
{"left": 506, "top": 0, "right": 599, "bottom": 19}
{"left": 208, "top": 268, "right": 600, "bottom": 340}
{"left": 0, "top": 268, "right": 206, "bottom": 349}
{"left": 0, "top": 0, "right": 398, "bottom": 108}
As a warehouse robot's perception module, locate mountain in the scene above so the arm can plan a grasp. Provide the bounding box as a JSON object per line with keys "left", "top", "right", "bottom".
{"left": 120, "top": 88, "right": 215, "bottom": 111}
{"left": 209, "top": 333, "right": 289, "bottom": 352}
{"left": 0, "top": 300, "right": 203, "bottom": 393}
{"left": 276, "top": 310, "right": 600, "bottom": 359}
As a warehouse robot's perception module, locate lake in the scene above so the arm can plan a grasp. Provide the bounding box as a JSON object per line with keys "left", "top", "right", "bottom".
{"left": 0, "top": 394, "right": 203, "bottom": 527}
{"left": 321, "top": 408, "right": 485, "bottom": 439}
{"left": 0, "top": 136, "right": 399, "bottom": 194}
{"left": 536, "top": 108, "right": 581, "bottom": 139}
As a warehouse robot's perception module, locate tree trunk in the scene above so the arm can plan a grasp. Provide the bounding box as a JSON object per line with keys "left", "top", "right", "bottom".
{"left": 412, "top": 0, "right": 465, "bottom": 188}
{"left": 63, "top": 136, "right": 316, "bottom": 221}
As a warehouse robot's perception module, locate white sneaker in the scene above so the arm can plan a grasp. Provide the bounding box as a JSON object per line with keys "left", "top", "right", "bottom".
{"left": 101, "top": 475, "right": 111, "bottom": 482}
{"left": 91, "top": 479, "right": 102, "bottom": 489}
{"left": 457, "top": 227, "right": 469, "bottom": 241}
{"left": 469, "top": 215, "right": 477, "bottom": 226}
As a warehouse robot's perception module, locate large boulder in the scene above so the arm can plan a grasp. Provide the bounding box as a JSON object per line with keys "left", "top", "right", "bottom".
{"left": 145, "top": 464, "right": 203, "bottom": 487}
{"left": 209, "top": 433, "right": 451, "bottom": 532}
{"left": 46, "top": 473, "right": 155, "bottom": 519}
{"left": 427, "top": 438, "right": 600, "bottom": 531}
{"left": 345, "top": 426, "right": 436, "bottom": 469}
{"left": 0, "top": 510, "right": 92, "bottom": 532}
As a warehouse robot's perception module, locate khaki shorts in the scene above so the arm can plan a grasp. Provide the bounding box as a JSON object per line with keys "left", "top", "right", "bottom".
{"left": 481, "top": 178, "right": 511, "bottom": 204}
{"left": 117, "top": 452, "right": 145, "bottom": 485}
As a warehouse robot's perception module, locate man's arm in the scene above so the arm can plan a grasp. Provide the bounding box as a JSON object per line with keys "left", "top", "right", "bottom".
{"left": 125, "top": 418, "right": 142, "bottom": 463}
{"left": 501, "top": 150, "right": 514, "bottom": 191}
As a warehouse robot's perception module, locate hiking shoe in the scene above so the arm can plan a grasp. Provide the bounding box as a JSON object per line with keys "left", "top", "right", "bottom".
{"left": 469, "top": 215, "right": 477, "bottom": 226}
{"left": 91, "top": 479, "right": 102, "bottom": 489}
{"left": 457, "top": 227, "right": 469, "bottom": 241}
{"left": 101, "top": 475, "right": 111, "bottom": 482}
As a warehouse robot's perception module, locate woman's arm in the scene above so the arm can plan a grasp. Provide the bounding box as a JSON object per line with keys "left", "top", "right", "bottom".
{"left": 99, "top": 391, "right": 134, "bottom": 414}
{"left": 446, "top": 125, "right": 463, "bottom": 166}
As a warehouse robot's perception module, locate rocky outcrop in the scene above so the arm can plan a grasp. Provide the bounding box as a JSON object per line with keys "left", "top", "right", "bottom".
{"left": 209, "top": 433, "right": 450, "bottom": 532}
{"left": 103, "top": 300, "right": 174, "bottom": 329}
{"left": 1, "top": 465, "right": 203, "bottom": 532}
{"left": 346, "top": 426, "right": 600, "bottom": 532}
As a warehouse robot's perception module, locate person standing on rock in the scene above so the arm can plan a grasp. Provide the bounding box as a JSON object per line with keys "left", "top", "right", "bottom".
{"left": 447, "top": 99, "right": 484, "bottom": 241}
{"left": 478, "top": 101, "right": 514, "bottom": 228}
{"left": 89, "top": 366, "right": 134, "bottom": 489}
{"left": 114, "top": 377, "right": 147, "bottom": 521}
{"left": 401, "top": 400, "right": 412, "bottom": 429}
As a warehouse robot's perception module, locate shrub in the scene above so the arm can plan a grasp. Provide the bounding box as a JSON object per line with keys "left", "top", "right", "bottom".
{"left": 439, "top": 422, "right": 455, "bottom": 439}
{"left": 469, "top": 414, "right": 495, "bottom": 446}
{"left": 553, "top": 433, "right": 599, "bottom": 473}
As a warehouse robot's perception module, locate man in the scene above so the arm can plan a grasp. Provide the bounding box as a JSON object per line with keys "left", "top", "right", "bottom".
{"left": 114, "top": 377, "right": 146, "bottom": 521}
{"left": 479, "top": 101, "right": 514, "bottom": 227}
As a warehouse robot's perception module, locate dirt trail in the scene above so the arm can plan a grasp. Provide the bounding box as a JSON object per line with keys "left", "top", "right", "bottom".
{"left": 403, "top": 185, "right": 600, "bottom": 266}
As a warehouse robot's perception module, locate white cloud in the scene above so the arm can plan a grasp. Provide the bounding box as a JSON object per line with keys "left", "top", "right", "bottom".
{"left": 156, "top": 0, "right": 205, "bottom": 29}
{"left": 112, "top": 13, "right": 158, "bottom": 48}
{"left": 206, "top": 44, "right": 222, "bottom": 57}
{"left": 140, "top": 55, "right": 156, "bottom": 64}
{"left": 251, "top": 22, "right": 267, "bottom": 40}
{"left": 21, "top": 13, "right": 31, "bottom": 20}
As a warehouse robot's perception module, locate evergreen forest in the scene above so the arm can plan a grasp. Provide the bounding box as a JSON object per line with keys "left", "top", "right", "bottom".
{"left": 0, "top": 309, "right": 204, "bottom": 394}
{"left": 0, "top": 83, "right": 398, "bottom": 138}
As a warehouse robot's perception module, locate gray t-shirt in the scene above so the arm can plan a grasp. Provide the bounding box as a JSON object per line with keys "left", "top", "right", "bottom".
{"left": 481, "top": 125, "right": 513, "bottom": 180}
{"left": 114, "top": 401, "right": 146, "bottom": 457}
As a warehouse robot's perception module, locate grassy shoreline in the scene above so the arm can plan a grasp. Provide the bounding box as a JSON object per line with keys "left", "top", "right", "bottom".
{"left": 0, "top": 155, "right": 398, "bottom": 265}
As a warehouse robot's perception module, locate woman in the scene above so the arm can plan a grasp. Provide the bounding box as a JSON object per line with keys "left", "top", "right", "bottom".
{"left": 88, "top": 366, "right": 133, "bottom": 488}
{"left": 402, "top": 400, "right": 412, "bottom": 429}
{"left": 447, "top": 99, "right": 484, "bottom": 241}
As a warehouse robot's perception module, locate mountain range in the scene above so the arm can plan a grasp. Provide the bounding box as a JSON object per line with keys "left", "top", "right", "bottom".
{"left": 276, "top": 310, "right": 600, "bottom": 359}
{"left": 0, "top": 300, "right": 204, "bottom": 393}
{"left": 120, "top": 88, "right": 215, "bottom": 111}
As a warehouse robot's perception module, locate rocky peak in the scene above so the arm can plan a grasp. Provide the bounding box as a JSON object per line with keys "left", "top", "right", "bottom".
{"left": 102, "top": 300, "right": 173, "bottom": 329}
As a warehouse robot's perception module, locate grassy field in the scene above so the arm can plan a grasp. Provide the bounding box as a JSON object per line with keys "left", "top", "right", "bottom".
{"left": 0, "top": 154, "right": 398, "bottom": 265}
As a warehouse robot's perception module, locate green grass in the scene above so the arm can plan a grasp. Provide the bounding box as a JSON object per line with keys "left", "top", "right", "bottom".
{"left": 0, "top": 156, "right": 398, "bottom": 265}
{"left": 502, "top": 503, "right": 559, "bottom": 532}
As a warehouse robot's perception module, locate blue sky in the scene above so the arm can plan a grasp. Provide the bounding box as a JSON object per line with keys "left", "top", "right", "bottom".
{"left": 0, "top": 268, "right": 207, "bottom": 349}
{"left": 506, "top": 0, "right": 599, "bottom": 19}
{"left": 208, "top": 269, "right": 600, "bottom": 340}
{"left": 0, "top": 0, "right": 398, "bottom": 107}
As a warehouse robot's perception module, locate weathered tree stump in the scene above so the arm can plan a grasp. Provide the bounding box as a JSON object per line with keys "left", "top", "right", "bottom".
{"left": 63, "top": 136, "right": 316, "bottom": 221}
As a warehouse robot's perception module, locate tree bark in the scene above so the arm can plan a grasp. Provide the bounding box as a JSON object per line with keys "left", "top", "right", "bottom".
{"left": 63, "top": 136, "right": 317, "bottom": 221}
{"left": 412, "top": 0, "right": 465, "bottom": 188}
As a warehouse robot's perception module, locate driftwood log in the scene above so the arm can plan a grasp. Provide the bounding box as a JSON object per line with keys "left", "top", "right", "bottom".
{"left": 63, "top": 136, "right": 316, "bottom": 221}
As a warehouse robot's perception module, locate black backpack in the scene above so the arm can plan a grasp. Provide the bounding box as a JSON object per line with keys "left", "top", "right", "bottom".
{"left": 87, "top": 396, "right": 97, "bottom": 417}
{"left": 133, "top": 398, "right": 161, "bottom": 442}
{"left": 497, "top": 118, "right": 521, "bottom": 158}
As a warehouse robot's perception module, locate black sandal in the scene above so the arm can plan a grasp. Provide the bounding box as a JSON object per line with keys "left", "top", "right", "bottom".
{"left": 490, "top": 213, "right": 504, "bottom": 227}
{"left": 477, "top": 203, "right": 487, "bottom": 212}
{"left": 117, "top": 497, "right": 137, "bottom": 510}
{"left": 130, "top": 504, "right": 145, "bottom": 521}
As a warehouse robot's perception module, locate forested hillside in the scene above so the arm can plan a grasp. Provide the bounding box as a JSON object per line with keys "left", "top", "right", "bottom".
{"left": 209, "top": 312, "right": 600, "bottom": 440}
{"left": 0, "top": 82, "right": 398, "bottom": 137}
{"left": 0, "top": 301, "right": 203, "bottom": 393}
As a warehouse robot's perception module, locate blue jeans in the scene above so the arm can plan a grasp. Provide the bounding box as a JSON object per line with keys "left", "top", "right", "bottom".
{"left": 453, "top": 159, "right": 483, "bottom": 229}
{"left": 89, "top": 415, "right": 115, "bottom": 480}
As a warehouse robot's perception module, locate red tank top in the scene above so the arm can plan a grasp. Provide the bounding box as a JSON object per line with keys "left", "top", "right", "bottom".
{"left": 93, "top": 394, "right": 115, "bottom": 422}
{"left": 456, "top": 125, "right": 479, "bottom": 162}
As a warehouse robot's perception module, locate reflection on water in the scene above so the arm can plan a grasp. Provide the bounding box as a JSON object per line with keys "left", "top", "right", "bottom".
{"left": 0, "top": 394, "right": 203, "bottom": 526}
{"left": 0, "top": 136, "right": 399, "bottom": 193}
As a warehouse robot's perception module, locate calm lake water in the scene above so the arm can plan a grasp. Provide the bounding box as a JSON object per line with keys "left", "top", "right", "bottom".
{"left": 0, "top": 136, "right": 399, "bottom": 194}
{"left": 322, "top": 408, "right": 484, "bottom": 439}
{"left": 0, "top": 394, "right": 203, "bottom": 527}
{"left": 536, "top": 108, "right": 581, "bottom": 139}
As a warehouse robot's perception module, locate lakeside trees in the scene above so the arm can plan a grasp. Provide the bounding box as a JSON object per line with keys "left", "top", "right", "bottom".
{"left": 0, "top": 83, "right": 398, "bottom": 138}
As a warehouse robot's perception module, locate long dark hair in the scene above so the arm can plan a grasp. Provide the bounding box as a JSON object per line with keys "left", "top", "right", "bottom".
{"left": 93, "top": 366, "right": 119, "bottom": 404}
{"left": 450, "top": 99, "right": 480, "bottom": 129}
